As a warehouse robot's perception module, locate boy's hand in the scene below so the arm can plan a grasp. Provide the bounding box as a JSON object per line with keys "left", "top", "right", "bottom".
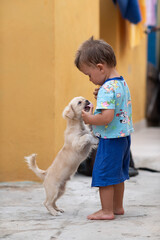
{"left": 82, "top": 106, "right": 93, "bottom": 124}
{"left": 93, "top": 87, "right": 100, "bottom": 99}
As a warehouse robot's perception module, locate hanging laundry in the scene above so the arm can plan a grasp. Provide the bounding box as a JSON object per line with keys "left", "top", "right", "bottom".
{"left": 139, "top": 0, "right": 147, "bottom": 24}
{"left": 125, "top": 0, "right": 147, "bottom": 48}
{"left": 113, "top": 0, "right": 142, "bottom": 24}
{"left": 126, "top": 22, "right": 144, "bottom": 48}
{"left": 146, "top": 0, "right": 157, "bottom": 26}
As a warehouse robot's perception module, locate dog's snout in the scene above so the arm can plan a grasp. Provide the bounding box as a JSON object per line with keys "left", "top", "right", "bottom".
{"left": 85, "top": 100, "right": 90, "bottom": 105}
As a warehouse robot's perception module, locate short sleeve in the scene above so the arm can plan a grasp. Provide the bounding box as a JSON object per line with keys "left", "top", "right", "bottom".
{"left": 96, "top": 84, "right": 115, "bottom": 110}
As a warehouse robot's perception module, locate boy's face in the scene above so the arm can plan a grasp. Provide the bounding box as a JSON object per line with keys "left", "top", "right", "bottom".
{"left": 79, "top": 63, "right": 108, "bottom": 86}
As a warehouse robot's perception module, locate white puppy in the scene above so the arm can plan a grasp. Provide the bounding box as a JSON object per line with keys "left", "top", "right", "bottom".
{"left": 25, "top": 96, "right": 99, "bottom": 216}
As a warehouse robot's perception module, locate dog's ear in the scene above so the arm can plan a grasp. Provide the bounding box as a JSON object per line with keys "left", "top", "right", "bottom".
{"left": 62, "top": 105, "right": 75, "bottom": 119}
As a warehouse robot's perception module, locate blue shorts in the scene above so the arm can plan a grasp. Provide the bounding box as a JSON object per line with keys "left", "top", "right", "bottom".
{"left": 92, "top": 136, "right": 131, "bottom": 187}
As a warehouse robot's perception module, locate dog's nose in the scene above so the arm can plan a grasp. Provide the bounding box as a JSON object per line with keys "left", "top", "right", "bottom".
{"left": 85, "top": 100, "right": 90, "bottom": 105}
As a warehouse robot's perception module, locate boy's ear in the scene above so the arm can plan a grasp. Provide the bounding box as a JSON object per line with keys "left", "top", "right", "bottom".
{"left": 97, "top": 63, "right": 104, "bottom": 71}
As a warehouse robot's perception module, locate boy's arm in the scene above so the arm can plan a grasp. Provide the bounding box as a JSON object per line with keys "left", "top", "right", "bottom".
{"left": 82, "top": 108, "right": 114, "bottom": 126}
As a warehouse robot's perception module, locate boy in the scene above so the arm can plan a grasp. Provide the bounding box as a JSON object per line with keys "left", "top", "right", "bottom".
{"left": 74, "top": 37, "right": 134, "bottom": 220}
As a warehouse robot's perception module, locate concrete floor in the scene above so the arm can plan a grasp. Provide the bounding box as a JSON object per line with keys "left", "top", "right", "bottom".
{"left": 0, "top": 172, "right": 160, "bottom": 240}
{"left": 131, "top": 127, "right": 160, "bottom": 171}
{"left": 0, "top": 127, "right": 160, "bottom": 240}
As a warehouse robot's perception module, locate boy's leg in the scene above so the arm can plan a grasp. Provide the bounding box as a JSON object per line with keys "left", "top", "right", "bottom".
{"left": 87, "top": 185, "right": 115, "bottom": 220}
{"left": 113, "top": 182, "right": 124, "bottom": 215}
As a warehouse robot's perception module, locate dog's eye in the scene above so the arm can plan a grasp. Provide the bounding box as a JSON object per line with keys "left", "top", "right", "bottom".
{"left": 78, "top": 101, "right": 82, "bottom": 105}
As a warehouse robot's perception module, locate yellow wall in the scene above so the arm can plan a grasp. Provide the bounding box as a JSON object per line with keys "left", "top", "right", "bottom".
{"left": 0, "top": 0, "right": 99, "bottom": 181}
{"left": 54, "top": 0, "right": 100, "bottom": 155}
{"left": 0, "top": 0, "right": 55, "bottom": 181}
{"left": 0, "top": 0, "right": 147, "bottom": 181}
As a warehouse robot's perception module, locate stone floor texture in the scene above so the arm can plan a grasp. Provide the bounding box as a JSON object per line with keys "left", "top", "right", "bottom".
{"left": 0, "top": 127, "right": 160, "bottom": 240}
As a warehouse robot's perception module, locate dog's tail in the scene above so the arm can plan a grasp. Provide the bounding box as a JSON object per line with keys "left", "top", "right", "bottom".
{"left": 24, "top": 153, "right": 46, "bottom": 180}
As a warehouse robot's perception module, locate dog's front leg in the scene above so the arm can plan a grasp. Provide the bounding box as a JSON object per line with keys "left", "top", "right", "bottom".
{"left": 72, "top": 134, "right": 90, "bottom": 151}
{"left": 72, "top": 134, "right": 94, "bottom": 151}
{"left": 90, "top": 136, "right": 99, "bottom": 146}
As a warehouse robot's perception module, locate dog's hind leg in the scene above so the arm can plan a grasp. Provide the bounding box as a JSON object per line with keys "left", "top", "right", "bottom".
{"left": 43, "top": 183, "right": 60, "bottom": 216}
{"left": 52, "top": 183, "right": 66, "bottom": 213}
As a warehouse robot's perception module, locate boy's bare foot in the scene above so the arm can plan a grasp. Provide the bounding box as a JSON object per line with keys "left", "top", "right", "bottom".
{"left": 114, "top": 208, "right": 124, "bottom": 215}
{"left": 87, "top": 209, "right": 115, "bottom": 220}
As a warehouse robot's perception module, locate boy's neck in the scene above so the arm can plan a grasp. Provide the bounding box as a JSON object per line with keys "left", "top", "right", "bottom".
{"left": 106, "top": 68, "right": 120, "bottom": 80}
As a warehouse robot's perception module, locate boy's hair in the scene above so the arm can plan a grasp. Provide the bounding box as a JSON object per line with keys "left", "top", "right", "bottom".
{"left": 75, "top": 37, "right": 116, "bottom": 69}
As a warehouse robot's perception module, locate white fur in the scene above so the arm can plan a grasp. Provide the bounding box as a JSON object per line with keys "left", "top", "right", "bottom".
{"left": 25, "top": 96, "right": 99, "bottom": 216}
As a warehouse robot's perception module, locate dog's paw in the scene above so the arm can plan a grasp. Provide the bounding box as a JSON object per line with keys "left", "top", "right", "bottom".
{"left": 91, "top": 137, "right": 99, "bottom": 145}
{"left": 92, "top": 144, "right": 98, "bottom": 150}
{"left": 44, "top": 202, "right": 62, "bottom": 216}
{"left": 57, "top": 208, "right": 64, "bottom": 213}
{"left": 46, "top": 206, "right": 59, "bottom": 216}
{"left": 49, "top": 210, "right": 59, "bottom": 216}
{"left": 49, "top": 208, "right": 63, "bottom": 216}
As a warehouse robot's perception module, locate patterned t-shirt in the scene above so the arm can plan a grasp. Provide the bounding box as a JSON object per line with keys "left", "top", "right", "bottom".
{"left": 93, "top": 76, "right": 134, "bottom": 139}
